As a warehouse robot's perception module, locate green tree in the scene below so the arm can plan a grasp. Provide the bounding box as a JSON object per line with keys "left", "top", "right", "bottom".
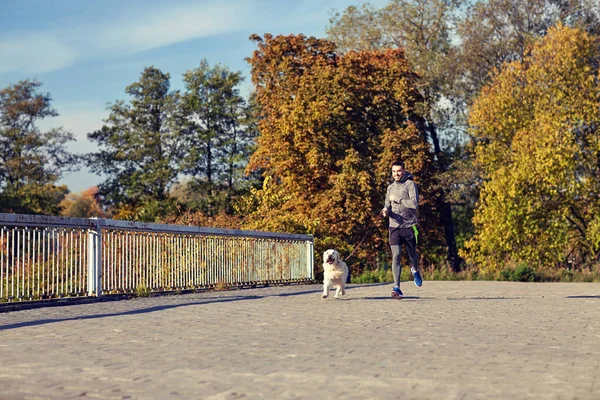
{"left": 245, "top": 34, "right": 440, "bottom": 271}
{"left": 0, "top": 80, "right": 78, "bottom": 214}
{"left": 87, "top": 67, "right": 184, "bottom": 221}
{"left": 464, "top": 24, "right": 600, "bottom": 272}
{"left": 180, "top": 60, "right": 257, "bottom": 214}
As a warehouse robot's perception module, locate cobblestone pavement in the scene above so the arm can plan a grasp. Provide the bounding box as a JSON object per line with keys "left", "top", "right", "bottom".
{"left": 1, "top": 281, "right": 599, "bottom": 400}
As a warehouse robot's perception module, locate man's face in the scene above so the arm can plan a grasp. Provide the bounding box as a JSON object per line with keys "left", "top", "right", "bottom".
{"left": 392, "top": 165, "right": 404, "bottom": 181}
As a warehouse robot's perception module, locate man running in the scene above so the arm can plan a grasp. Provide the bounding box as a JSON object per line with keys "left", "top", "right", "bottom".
{"left": 381, "top": 160, "right": 422, "bottom": 299}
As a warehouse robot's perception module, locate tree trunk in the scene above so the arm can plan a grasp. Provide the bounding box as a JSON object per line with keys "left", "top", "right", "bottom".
{"left": 427, "top": 121, "right": 463, "bottom": 271}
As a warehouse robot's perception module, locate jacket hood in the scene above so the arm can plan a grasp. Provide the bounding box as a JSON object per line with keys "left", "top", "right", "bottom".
{"left": 399, "top": 171, "right": 414, "bottom": 183}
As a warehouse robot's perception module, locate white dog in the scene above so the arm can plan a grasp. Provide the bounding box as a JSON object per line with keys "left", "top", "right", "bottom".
{"left": 322, "top": 249, "right": 349, "bottom": 299}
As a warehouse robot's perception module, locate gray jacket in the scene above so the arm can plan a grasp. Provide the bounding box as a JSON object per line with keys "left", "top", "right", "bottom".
{"left": 384, "top": 171, "right": 419, "bottom": 229}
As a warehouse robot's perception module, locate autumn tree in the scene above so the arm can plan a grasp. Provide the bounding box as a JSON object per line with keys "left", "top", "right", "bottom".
{"left": 0, "top": 80, "right": 78, "bottom": 214}
{"left": 327, "top": 0, "right": 458, "bottom": 95}
{"left": 245, "top": 34, "right": 439, "bottom": 271}
{"left": 327, "top": 0, "right": 600, "bottom": 269}
{"left": 455, "top": 0, "right": 600, "bottom": 103}
{"left": 59, "top": 186, "right": 106, "bottom": 218}
{"left": 180, "top": 60, "right": 257, "bottom": 214}
{"left": 463, "top": 24, "right": 600, "bottom": 272}
{"left": 328, "top": 0, "right": 463, "bottom": 269}
{"left": 87, "top": 67, "right": 184, "bottom": 221}
{"left": 449, "top": 1, "right": 600, "bottom": 245}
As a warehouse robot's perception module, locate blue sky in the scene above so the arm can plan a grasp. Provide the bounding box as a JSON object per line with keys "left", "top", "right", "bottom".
{"left": 1, "top": 0, "right": 388, "bottom": 192}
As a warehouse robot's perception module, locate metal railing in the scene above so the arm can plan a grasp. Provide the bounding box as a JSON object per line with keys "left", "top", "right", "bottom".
{"left": 0, "top": 213, "right": 314, "bottom": 303}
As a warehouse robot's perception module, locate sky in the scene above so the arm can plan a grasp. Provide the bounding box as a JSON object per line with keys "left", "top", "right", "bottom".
{"left": 0, "top": 0, "right": 389, "bottom": 192}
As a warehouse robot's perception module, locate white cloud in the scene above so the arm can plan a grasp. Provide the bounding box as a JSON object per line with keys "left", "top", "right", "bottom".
{"left": 61, "top": 111, "right": 107, "bottom": 152}
{"left": 1, "top": 0, "right": 253, "bottom": 75}
{"left": 0, "top": 34, "right": 78, "bottom": 73}
{"left": 38, "top": 103, "right": 108, "bottom": 152}
{"left": 95, "top": 2, "right": 252, "bottom": 54}
{"left": 39, "top": 104, "right": 108, "bottom": 192}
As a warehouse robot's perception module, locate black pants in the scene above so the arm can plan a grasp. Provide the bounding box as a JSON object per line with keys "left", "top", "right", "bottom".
{"left": 389, "top": 227, "right": 419, "bottom": 287}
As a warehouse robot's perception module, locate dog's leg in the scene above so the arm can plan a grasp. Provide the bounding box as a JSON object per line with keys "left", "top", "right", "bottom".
{"left": 334, "top": 285, "right": 342, "bottom": 299}
{"left": 340, "top": 283, "right": 346, "bottom": 296}
{"left": 322, "top": 282, "right": 329, "bottom": 299}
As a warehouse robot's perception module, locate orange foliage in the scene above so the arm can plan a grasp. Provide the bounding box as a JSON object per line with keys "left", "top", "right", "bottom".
{"left": 245, "top": 34, "right": 439, "bottom": 269}
{"left": 59, "top": 186, "right": 106, "bottom": 218}
{"left": 161, "top": 209, "right": 243, "bottom": 230}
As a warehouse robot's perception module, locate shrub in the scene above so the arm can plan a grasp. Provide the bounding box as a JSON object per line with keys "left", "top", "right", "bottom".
{"left": 134, "top": 283, "right": 150, "bottom": 297}
{"left": 513, "top": 264, "right": 536, "bottom": 282}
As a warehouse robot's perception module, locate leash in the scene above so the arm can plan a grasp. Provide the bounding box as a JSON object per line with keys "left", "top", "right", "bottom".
{"left": 343, "top": 225, "right": 378, "bottom": 262}
{"left": 342, "top": 222, "right": 420, "bottom": 261}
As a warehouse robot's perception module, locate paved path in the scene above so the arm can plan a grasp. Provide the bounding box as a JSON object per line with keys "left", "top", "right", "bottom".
{"left": 1, "top": 281, "right": 599, "bottom": 400}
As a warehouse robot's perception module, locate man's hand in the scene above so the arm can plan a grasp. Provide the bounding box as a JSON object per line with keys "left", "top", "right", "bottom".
{"left": 381, "top": 208, "right": 389, "bottom": 217}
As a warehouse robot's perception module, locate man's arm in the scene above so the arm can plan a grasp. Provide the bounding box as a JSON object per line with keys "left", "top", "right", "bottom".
{"left": 381, "top": 186, "right": 391, "bottom": 217}
{"left": 401, "top": 181, "right": 418, "bottom": 209}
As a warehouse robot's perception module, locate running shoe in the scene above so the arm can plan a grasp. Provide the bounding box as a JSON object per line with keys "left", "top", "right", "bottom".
{"left": 391, "top": 286, "right": 403, "bottom": 299}
{"left": 411, "top": 267, "right": 423, "bottom": 287}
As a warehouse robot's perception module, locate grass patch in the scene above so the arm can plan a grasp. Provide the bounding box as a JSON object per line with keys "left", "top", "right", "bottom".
{"left": 351, "top": 268, "right": 393, "bottom": 284}
{"left": 349, "top": 264, "right": 600, "bottom": 283}
{"left": 351, "top": 267, "right": 420, "bottom": 284}
{"left": 134, "top": 283, "right": 151, "bottom": 297}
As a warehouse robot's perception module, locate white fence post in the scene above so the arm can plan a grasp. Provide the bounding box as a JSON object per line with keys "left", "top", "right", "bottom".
{"left": 306, "top": 240, "right": 314, "bottom": 280}
{"left": 87, "top": 218, "right": 102, "bottom": 297}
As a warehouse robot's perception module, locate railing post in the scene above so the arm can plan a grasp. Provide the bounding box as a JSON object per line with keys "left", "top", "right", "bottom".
{"left": 87, "top": 218, "right": 102, "bottom": 297}
{"left": 306, "top": 240, "right": 314, "bottom": 280}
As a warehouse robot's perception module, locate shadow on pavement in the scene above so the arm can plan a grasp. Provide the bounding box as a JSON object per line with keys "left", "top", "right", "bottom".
{"left": 446, "top": 297, "right": 522, "bottom": 300}
{"left": 360, "top": 296, "right": 427, "bottom": 300}
{"left": 566, "top": 295, "right": 600, "bottom": 299}
{"left": 1, "top": 283, "right": 410, "bottom": 330}
{"left": 0, "top": 295, "right": 264, "bottom": 331}
{"left": 277, "top": 283, "right": 390, "bottom": 297}
{"left": 276, "top": 289, "right": 321, "bottom": 296}
{"left": 347, "top": 283, "right": 390, "bottom": 288}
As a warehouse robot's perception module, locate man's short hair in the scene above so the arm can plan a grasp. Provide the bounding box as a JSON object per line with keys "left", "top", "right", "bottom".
{"left": 391, "top": 160, "right": 405, "bottom": 168}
